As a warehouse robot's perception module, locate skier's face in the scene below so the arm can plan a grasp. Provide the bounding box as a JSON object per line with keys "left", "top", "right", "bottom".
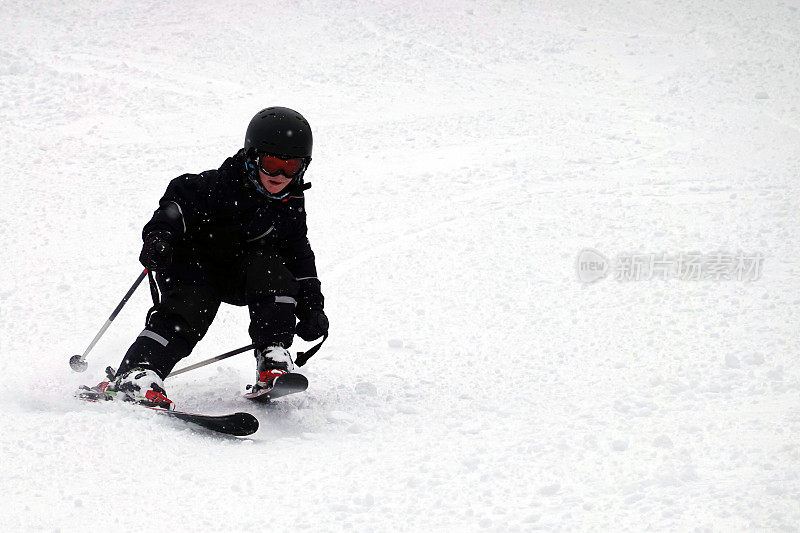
{"left": 259, "top": 169, "right": 292, "bottom": 194}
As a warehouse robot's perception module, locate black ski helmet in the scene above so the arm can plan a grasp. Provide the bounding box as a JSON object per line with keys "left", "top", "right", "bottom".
{"left": 243, "top": 107, "right": 313, "bottom": 201}
{"left": 244, "top": 106, "right": 312, "bottom": 159}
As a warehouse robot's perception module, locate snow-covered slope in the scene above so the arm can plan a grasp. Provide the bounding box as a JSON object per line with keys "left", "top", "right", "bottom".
{"left": 1, "top": 0, "right": 799, "bottom": 530}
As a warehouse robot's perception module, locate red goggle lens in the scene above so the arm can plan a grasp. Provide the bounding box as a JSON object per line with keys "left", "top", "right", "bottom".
{"left": 259, "top": 155, "right": 304, "bottom": 177}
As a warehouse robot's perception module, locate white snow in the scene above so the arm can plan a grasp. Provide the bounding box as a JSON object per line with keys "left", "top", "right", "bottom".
{"left": 1, "top": 0, "right": 800, "bottom": 530}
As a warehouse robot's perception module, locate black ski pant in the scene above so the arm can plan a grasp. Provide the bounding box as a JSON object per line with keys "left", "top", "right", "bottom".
{"left": 116, "top": 248, "right": 298, "bottom": 379}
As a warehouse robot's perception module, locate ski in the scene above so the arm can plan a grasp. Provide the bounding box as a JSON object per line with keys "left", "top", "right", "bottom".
{"left": 77, "top": 385, "right": 259, "bottom": 437}
{"left": 144, "top": 407, "right": 259, "bottom": 437}
{"left": 244, "top": 372, "right": 308, "bottom": 403}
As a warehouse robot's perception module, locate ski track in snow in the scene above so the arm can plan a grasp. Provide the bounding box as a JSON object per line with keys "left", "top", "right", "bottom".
{"left": 1, "top": 0, "right": 800, "bottom": 530}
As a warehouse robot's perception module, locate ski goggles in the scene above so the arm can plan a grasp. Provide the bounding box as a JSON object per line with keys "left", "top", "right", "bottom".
{"left": 258, "top": 154, "right": 305, "bottom": 178}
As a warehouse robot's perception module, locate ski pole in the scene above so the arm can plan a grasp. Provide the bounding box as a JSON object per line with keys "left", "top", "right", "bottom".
{"left": 167, "top": 344, "right": 256, "bottom": 378}
{"left": 167, "top": 333, "right": 328, "bottom": 378}
{"left": 68, "top": 269, "right": 149, "bottom": 372}
{"left": 295, "top": 332, "right": 328, "bottom": 367}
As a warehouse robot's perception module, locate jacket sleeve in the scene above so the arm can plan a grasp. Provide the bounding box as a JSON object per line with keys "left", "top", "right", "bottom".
{"left": 283, "top": 212, "right": 324, "bottom": 313}
{"left": 142, "top": 173, "right": 211, "bottom": 240}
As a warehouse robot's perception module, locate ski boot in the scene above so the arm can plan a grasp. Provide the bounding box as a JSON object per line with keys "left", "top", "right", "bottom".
{"left": 244, "top": 345, "right": 308, "bottom": 401}
{"left": 253, "top": 345, "right": 294, "bottom": 391}
{"left": 108, "top": 367, "right": 174, "bottom": 410}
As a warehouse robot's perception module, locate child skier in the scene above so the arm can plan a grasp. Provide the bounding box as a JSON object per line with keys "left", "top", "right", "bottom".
{"left": 106, "top": 107, "right": 328, "bottom": 407}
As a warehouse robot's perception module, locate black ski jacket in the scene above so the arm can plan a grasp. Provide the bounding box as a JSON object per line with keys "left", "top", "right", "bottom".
{"left": 142, "top": 149, "right": 323, "bottom": 311}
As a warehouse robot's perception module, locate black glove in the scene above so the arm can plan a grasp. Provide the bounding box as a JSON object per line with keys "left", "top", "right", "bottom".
{"left": 139, "top": 230, "right": 173, "bottom": 271}
{"left": 296, "top": 308, "right": 329, "bottom": 341}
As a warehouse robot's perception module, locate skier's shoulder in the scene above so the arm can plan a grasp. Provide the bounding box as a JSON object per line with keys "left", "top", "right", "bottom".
{"left": 165, "top": 171, "right": 207, "bottom": 197}
{"left": 197, "top": 150, "right": 245, "bottom": 185}
{"left": 216, "top": 149, "right": 247, "bottom": 179}
{"left": 167, "top": 151, "right": 244, "bottom": 194}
